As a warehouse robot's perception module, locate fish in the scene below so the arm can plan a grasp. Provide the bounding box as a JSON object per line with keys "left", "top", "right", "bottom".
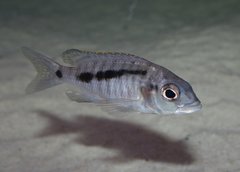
{"left": 22, "top": 47, "right": 202, "bottom": 115}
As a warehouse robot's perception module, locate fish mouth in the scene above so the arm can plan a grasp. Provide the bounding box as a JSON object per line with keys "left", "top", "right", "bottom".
{"left": 176, "top": 101, "right": 202, "bottom": 114}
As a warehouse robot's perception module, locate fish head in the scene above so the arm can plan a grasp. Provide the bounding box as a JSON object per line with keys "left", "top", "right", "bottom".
{"left": 152, "top": 72, "right": 202, "bottom": 115}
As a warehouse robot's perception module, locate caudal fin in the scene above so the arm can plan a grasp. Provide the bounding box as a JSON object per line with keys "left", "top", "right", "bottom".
{"left": 22, "top": 47, "right": 62, "bottom": 94}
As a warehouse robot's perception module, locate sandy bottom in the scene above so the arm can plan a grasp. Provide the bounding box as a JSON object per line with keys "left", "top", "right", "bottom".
{"left": 0, "top": 1, "right": 240, "bottom": 172}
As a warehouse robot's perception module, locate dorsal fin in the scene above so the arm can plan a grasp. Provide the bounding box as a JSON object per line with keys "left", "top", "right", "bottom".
{"left": 62, "top": 49, "right": 140, "bottom": 66}
{"left": 62, "top": 49, "right": 88, "bottom": 65}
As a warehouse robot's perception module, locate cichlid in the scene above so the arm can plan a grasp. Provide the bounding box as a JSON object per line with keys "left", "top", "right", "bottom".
{"left": 22, "top": 47, "right": 202, "bottom": 115}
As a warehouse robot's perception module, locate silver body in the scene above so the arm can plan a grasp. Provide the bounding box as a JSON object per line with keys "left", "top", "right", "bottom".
{"left": 62, "top": 53, "right": 150, "bottom": 100}
{"left": 22, "top": 47, "right": 202, "bottom": 115}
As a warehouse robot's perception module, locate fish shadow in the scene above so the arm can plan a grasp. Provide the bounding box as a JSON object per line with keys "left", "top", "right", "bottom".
{"left": 35, "top": 110, "right": 195, "bottom": 164}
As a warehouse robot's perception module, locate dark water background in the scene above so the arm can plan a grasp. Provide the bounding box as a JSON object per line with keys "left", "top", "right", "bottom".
{"left": 1, "top": 0, "right": 240, "bottom": 51}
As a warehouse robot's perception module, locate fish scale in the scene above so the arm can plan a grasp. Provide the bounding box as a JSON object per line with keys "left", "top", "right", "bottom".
{"left": 22, "top": 47, "right": 202, "bottom": 115}
{"left": 68, "top": 58, "right": 149, "bottom": 100}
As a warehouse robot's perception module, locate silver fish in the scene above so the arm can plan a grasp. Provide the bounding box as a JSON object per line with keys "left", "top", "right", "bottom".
{"left": 22, "top": 47, "right": 202, "bottom": 115}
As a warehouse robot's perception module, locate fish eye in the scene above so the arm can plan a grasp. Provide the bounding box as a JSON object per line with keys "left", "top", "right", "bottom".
{"left": 161, "top": 84, "right": 179, "bottom": 101}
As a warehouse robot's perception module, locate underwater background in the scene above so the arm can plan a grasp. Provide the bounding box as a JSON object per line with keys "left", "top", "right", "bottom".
{"left": 0, "top": 0, "right": 240, "bottom": 171}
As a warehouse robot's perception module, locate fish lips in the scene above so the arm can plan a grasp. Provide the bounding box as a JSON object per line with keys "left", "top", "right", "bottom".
{"left": 176, "top": 101, "right": 202, "bottom": 114}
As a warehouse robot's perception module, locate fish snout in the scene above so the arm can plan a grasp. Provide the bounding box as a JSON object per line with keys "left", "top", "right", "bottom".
{"left": 176, "top": 101, "right": 202, "bottom": 114}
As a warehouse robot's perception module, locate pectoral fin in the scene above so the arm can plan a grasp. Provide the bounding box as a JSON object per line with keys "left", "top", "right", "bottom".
{"left": 140, "top": 84, "right": 161, "bottom": 114}
{"left": 140, "top": 84, "right": 157, "bottom": 100}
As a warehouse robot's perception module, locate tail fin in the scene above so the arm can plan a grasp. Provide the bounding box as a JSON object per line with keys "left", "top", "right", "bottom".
{"left": 22, "top": 47, "right": 62, "bottom": 94}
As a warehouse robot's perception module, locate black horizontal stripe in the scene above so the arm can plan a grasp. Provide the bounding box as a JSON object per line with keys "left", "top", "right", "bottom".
{"left": 77, "top": 72, "right": 94, "bottom": 83}
{"left": 77, "top": 69, "right": 147, "bottom": 83}
{"left": 96, "top": 69, "right": 147, "bottom": 81}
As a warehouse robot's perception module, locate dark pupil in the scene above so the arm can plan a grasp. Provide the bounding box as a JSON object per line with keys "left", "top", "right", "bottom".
{"left": 165, "top": 89, "right": 176, "bottom": 99}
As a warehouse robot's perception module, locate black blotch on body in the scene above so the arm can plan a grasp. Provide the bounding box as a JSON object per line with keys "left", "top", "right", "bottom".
{"left": 55, "top": 70, "right": 63, "bottom": 78}
{"left": 77, "top": 72, "right": 94, "bottom": 83}
{"left": 127, "top": 70, "right": 147, "bottom": 75}
{"left": 96, "top": 69, "right": 147, "bottom": 81}
{"left": 95, "top": 71, "right": 105, "bottom": 80}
